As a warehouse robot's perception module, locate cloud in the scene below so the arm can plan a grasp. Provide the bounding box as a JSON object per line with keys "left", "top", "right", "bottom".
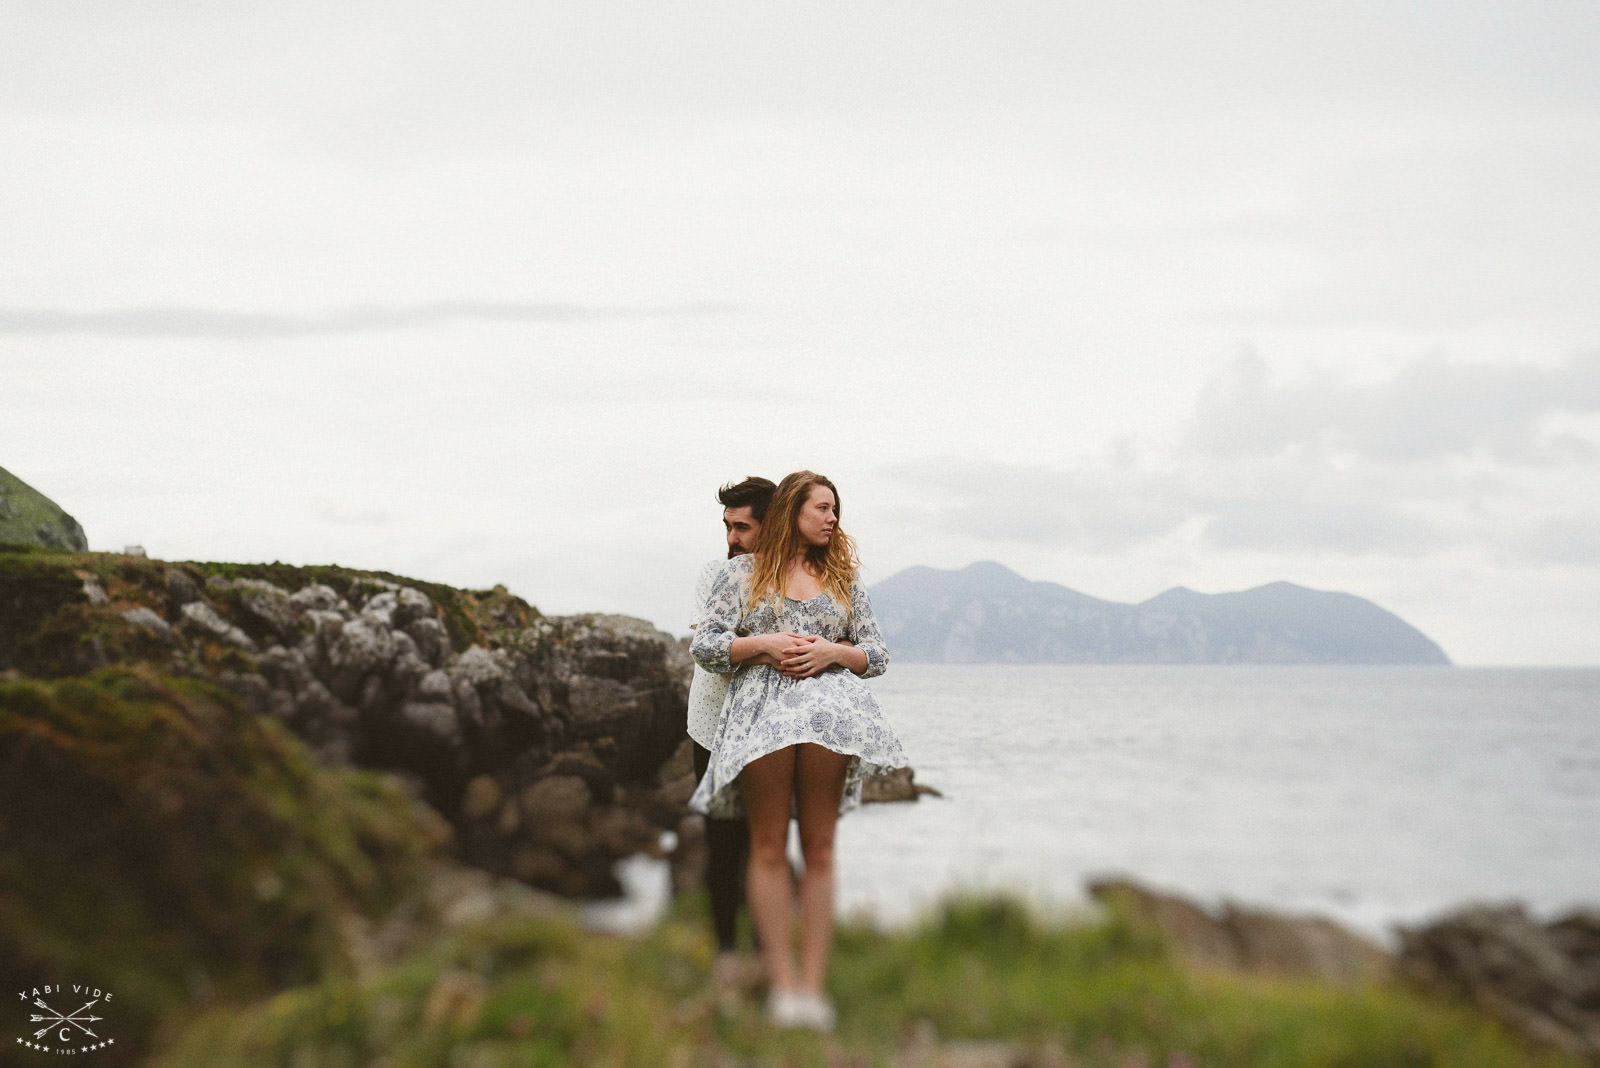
{"left": 886, "top": 453, "right": 1460, "bottom": 559}
{"left": 313, "top": 500, "right": 393, "bottom": 528}
{"left": 883, "top": 457, "right": 1195, "bottom": 552}
{"left": 886, "top": 349, "right": 1600, "bottom": 565}
{"left": 1511, "top": 513, "right": 1600, "bottom": 567}
{"left": 1187, "top": 349, "right": 1600, "bottom": 464}
{"left": 0, "top": 301, "right": 734, "bottom": 339}
{"left": 1200, "top": 499, "right": 1447, "bottom": 556}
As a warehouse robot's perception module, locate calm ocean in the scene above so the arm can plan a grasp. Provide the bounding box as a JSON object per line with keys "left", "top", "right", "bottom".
{"left": 833, "top": 664, "right": 1600, "bottom": 947}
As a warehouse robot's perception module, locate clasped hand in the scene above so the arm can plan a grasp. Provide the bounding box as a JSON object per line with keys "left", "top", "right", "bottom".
{"left": 753, "top": 631, "right": 840, "bottom": 679}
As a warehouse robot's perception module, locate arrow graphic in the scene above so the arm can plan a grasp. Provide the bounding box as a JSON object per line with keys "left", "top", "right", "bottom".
{"left": 29, "top": 998, "right": 102, "bottom": 1040}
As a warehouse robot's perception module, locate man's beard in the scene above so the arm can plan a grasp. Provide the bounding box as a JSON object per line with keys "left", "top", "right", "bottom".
{"left": 727, "top": 545, "right": 749, "bottom": 559}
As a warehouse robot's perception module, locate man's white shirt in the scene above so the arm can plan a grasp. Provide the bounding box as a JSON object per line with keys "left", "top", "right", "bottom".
{"left": 686, "top": 558, "right": 731, "bottom": 748}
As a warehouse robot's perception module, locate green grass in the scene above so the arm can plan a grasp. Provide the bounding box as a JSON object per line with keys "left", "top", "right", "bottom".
{"left": 147, "top": 891, "right": 1580, "bottom": 1068}
{"left": 0, "top": 669, "right": 448, "bottom": 1060}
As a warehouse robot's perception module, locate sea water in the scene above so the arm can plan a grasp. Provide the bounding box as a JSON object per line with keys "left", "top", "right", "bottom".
{"left": 834, "top": 664, "right": 1600, "bottom": 946}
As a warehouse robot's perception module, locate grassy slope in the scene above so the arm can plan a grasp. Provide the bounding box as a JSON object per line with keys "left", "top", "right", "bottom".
{"left": 149, "top": 893, "right": 1578, "bottom": 1068}
{"left": 0, "top": 670, "right": 451, "bottom": 1061}
{"left": 0, "top": 465, "right": 85, "bottom": 548}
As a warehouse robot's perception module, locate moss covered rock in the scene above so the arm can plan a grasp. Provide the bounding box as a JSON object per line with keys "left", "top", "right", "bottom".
{"left": 0, "top": 464, "right": 88, "bottom": 550}
{"left": 0, "top": 668, "right": 452, "bottom": 1059}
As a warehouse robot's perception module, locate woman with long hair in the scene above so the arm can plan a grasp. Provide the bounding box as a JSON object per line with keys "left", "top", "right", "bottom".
{"left": 689, "top": 470, "right": 910, "bottom": 1031}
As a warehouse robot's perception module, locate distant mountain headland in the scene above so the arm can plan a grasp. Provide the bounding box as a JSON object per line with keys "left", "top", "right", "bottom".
{"left": 870, "top": 561, "right": 1451, "bottom": 665}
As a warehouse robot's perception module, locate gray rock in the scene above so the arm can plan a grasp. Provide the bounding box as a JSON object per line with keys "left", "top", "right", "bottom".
{"left": 359, "top": 674, "right": 389, "bottom": 715}
{"left": 165, "top": 569, "right": 202, "bottom": 607}
{"left": 492, "top": 678, "right": 541, "bottom": 721}
{"left": 861, "top": 766, "right": 942, "bottom": 803}
{"left": 239, "top": 586, "right": 299, "bottom": 643}
{"left": 383, "top": 629, "right": 429, "bottom": 689}
{"left": 361, "top": 591, "right": 399, "bottom": 625}
{"left": 460, "top": 775, "right": 502, "bottom": 821}
{"left": 519, "top": 775, "right": 592, "bottom": 826}
{"left": 405, "top": 617, "right": 449, "bottom": 665}
{"left": 390, "top": 650, "right": 430, "bottom": 693}
{"left": 350, "top": 579, "right": 399, "bottom": 607}
{"left": 401, "top": 701, "right": 460, "bottom": 742}
{"left": 179, "top": 601, "right": 258, "bottom": 652}
{"left": 1087, "top": 877, "right": 1392, "bottom": 985}
{"left": 586, "top": 804, "right": 654, "bottom": 857}
{"left": 389, "top": 628, "right": 421, "bottom": 661}
{"left": 453, "top": 646, "right": 508, "bottom": 687}
{"left": 80, "top": 575, "right": 109, "bottom": 606}
{"left": 321, "top": 618, "right": 397, "bottom": 703}
{"left": 302, "top": 609, "right": 346, "bottom": 635}
{"left": 289, "top": 584, "right": 342, "bottom": 612}
{"left": 416, "top": 669, "right": 453, "bottom": 702}
{"left": 258, "top": 644, "right": 315, "bottom": 694}
{"left": 121, "top": 607, "right": 173, "bottom": 641}
{"left": 1398, "top": 904, "right": 1600, "bottom": 1059}
{"left": 452, "top": 675, "right": 483, "bottom": 727}
{"left": 214, "top": 577, "right": 288, "bottom": 597}
{"left": 395, "top": 587, "right": 436, "bottom": 627}
{"left": 220, "top": 671, "right": 273, "bottom": 709}
{"left": 296, "top": 678, "right": 352, "bottom": 726}
{"left": 565, "top": 676, "right": 638, "bottom": 739}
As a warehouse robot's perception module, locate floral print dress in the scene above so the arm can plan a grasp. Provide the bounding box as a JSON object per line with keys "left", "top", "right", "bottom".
{"left": 688, "top": 553, "right": 911, "bottom": 819}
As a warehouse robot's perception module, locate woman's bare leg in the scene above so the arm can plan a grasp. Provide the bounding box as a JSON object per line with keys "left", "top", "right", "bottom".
{"left": 740, "top": 745, "right": 799, "bottom": 993}
{"left": 793, "top": 743, "right": 850, "bottom": 996}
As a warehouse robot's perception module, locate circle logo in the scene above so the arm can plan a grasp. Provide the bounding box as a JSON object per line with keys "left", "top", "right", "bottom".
{"left": 14, "top": 982, "right": 116, "bottom": 1056}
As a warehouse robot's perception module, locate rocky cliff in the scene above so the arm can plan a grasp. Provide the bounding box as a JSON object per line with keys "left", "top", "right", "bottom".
{"left": 873, "top": 561, "right": 1451, "bottom": 664}
{"left": 0, "top": 546, "right": 698, "bottom": 900}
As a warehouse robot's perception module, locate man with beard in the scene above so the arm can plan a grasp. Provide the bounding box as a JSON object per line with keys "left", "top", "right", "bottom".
{"left": 687, "top": 476, "right": 774, "bottom": 989}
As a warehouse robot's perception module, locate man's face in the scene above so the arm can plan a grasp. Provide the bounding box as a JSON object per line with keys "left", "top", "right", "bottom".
{"left": 723, "top": 505, "right": 762, "bottom": 557}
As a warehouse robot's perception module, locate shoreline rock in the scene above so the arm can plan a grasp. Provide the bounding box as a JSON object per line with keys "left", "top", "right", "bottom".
{"left": 1087, "top": 876, "right": 1393, "bottom": 985}
{"left": 1090, "top": 876, "right": 1600, "bottom": 1061}
{"left": 862, "top": 764, "right": 943, "bottom": 803}
{"left": 1397, "top": 902, "right": 1600, "bottom": 1061}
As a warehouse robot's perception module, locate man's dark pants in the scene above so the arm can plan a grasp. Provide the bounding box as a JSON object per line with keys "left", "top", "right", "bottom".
{"left": 691, "top": 740, "right": 751, "bottom": 953}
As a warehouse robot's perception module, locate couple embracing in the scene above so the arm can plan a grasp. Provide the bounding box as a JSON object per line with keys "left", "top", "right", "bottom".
{"left": 686, "top": 471, "right": 911, "bottom": 1032}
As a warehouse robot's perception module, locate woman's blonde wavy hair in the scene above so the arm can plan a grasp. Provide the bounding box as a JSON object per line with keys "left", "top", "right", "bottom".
{"left": 745, "top": 470, "right": 859, "bottom": 622}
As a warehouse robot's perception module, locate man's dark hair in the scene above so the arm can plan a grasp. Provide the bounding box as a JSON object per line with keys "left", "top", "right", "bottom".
{"left": 717, "top": 476, "right": 777, "bottom": 522}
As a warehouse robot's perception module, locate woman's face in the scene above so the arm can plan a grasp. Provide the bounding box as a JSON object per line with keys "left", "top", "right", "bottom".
{"left": 795, "top": 483, "right": 837, "bottom": 549}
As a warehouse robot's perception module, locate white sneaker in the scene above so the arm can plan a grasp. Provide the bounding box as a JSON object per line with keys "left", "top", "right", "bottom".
{"left": 789, "top": 992, "right": 836, "bottom": 1033}
{"left": 766, "top": 989, "right": 803, "bottom": 1027}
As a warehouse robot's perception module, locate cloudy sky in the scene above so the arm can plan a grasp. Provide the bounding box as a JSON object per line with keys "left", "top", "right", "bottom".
{"left": 4, "top": 2, "right": 1598, "bottom": 664}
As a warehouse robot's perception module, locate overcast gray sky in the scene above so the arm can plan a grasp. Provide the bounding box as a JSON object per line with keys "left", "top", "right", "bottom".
{"left": 4, "top": 2, "right": 1598, "bottom": 664}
